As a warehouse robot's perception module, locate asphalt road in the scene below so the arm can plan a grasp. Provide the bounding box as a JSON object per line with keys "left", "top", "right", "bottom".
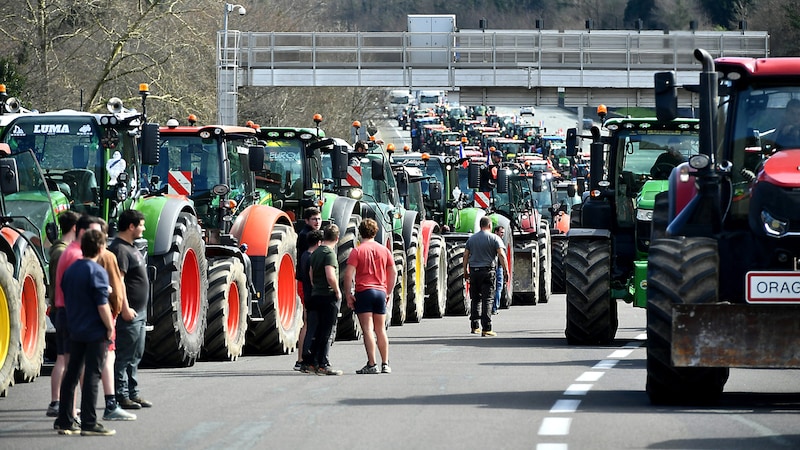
{"left": 1, "top": 293, "right": 798, "bottom": 450}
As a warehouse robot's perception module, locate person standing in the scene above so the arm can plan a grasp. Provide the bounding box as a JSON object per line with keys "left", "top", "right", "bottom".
{"left": 108, "top": 209, "right": 152, "bottom": 410}
{"left": 54, "top": 229, "right": 115, "bottom": 436}
{"left": 492, "top": 225, "right": 506, "bottom": 315}
{"left": 463, "top": 217, "right": 509, "bottom": 337}
{"left": 343, "top": 219, "right": 397, "bottom": 374}
{"left": 294, "top": 207, "right": 322, "bottom": 371}
{"left": 298, "top": 229, "right": 323, "bottom": 371}
{"left": 305, "top": 224, "right": 343, "bottom": 376}
{"left": 47, "top": 210, "right": 79, "bottom": 418}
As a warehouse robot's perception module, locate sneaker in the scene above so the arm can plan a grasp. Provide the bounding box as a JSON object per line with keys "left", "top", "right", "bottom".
{"left": 103, "top": 406, "right": 137, "bottom": 421}
{"left": 47, "top": 401, "right": 59, "bottom": 417}
{"left": 54, "top": 419, "right": 80, "bottom": 435}
{"left": 471, "top": 328, "right": 480, "bottom": 334}
{"left": 491, "top": 310, "right": 499, "bottom": 315}
{"left": 81, "top": 423, "right": 116, "bottom": 436}
{"left": 482, "top": 330, "right": 497, "bottom": 337}
{"left": 355, "top": 364, "right": 379, "bottom": 374}
{"left": 117, "top": 398, "right": 142, "bottom": 410}
{"left": 293, "top": 361, "right": 303, "bottom": 371}
{"left": 300, "top": 364, "right": 316, "bottom": 374}
{"left": 130, "top": 397, "right": 152, "bottom": 408}
{"left": 381, "top": 363, "right": 392, "bottom": 374}
{"left": 316, "top": 366, "right": 343, "bottom": 376}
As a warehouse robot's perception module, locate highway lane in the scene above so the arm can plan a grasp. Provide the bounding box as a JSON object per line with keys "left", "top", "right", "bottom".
{"left": 1, "top": 293, "right": 798, "bottom": 450}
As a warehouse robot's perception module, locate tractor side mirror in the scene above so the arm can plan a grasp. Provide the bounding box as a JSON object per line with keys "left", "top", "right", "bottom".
{"left": 532, "top": 170, "right": 543, "bottom": 192}
{"left": 248, "top": 145, "right": 265, "bottom": 171}
{"left": 429, "top": 180, "right": 442, "bottom": 201}
{"left": 0, "top": 158, "right": 20, "bottom": 194}
{"left": 654, "top": 71, "right": 678, "bottom": 122}
{"left": 468, "top": 164, "right": 481, "bottom": 189}
{"left": 371, "top": 159, "right": 385, "bottom": 181}
{"left": 140, "top": 123, "right": 160, "bottom": 165}
{"left": 331, "top": 145, "right": 349, "bottom": 179}
{"left": 565, "top": 128, "right": 578, "bottom": 157}
{"left": 496, "top": 168, "right": 509, "bottom": 194}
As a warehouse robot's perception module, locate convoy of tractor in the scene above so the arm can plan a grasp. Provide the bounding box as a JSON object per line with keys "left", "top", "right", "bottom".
{"left": 4, "top": 45, "right": 793, "bottom": 407}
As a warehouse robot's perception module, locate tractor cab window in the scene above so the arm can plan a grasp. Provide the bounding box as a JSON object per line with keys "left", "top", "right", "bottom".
{"left": 153, "top": 137, "right": 221, "bottom": 195}
{"left": 261, "top": 140, "right": 303, "bottom": 199}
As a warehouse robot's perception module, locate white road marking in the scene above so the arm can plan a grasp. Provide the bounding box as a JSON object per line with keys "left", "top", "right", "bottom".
{"left": 608, "top": 349, "right": 634, "bottom": 358}
{"left": 575, "top": 371, "right": 604, "bottom": 382}
{"left": 550, "top": 399, "right": 581, "bottom": 413}
{"left": 537, "top": 444, "right": 569, "bottom": 450}
{"left": 593, "top": 359, "right": 619, "bottom": 369}
{"left": 538, "top": 417, "right": 572, "bottom": 435}
{"left": 564, "top": 384, "right": 593, "bottom": 395}
{"left": 636, "top": 333, "right": 647, "bottom": 340}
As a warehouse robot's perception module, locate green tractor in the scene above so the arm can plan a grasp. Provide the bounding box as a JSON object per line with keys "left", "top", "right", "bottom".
{"left": 151, "top": 120, "right": 303, "bottom": 359}
{"left": 564, "top": 116, "right": 700, "bottom": 345}
{"left": 2, "top": 86, "right": 209, "bottom": 367}
{"left": 251, "top": 123, "right": 364, "bottom": 340}
{"left": 0, "top": 143, "right": 65, "bottom": 394}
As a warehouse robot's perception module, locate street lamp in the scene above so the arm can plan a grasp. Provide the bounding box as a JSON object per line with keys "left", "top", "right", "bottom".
{"left": 223, "top": 3, "right": 246, "bottom": 37}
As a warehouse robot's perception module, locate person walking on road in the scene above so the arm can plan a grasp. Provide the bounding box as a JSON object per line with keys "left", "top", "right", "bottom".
{"left": 492, "top": 225, "right": 506, "bottom": 315}
{"left": 54, "top": 229, "right": 116, "bottom": 436}
{"left": 294, "top": 207, "right": 322, "bottom": 371}
{"left": 463, "top": 217, "right": 509, "bottom": 336}
{"left": 343, "top": 218, "right": 397, "bottom": 374}
{"left": 109, "top": 209, "right": 152, "bottom": 410}
{"left": 305, "top": 224, "right": 343, "bottom": 376}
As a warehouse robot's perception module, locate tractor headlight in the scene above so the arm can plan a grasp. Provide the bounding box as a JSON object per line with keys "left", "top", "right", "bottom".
{"left": 349, "top": 188, "right": 363, "bottom": 200}
{"left": 761, "top": 210, "right": 788, "bottom": 237}
{"left": 636, "top": 209, "right": 653, "bottom": 221}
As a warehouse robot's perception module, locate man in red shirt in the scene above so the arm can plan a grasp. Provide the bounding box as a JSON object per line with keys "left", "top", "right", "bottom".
{"left": 343, "top": 218, "right": 397, "bottom": 374}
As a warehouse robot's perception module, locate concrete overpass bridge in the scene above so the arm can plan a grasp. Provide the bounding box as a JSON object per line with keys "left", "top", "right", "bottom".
{"left": 217, "top": 28, "right": 769, "bottom": 124}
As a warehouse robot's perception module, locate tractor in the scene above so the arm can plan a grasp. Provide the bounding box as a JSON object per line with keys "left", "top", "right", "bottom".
{"left": 645, "top": 50, "right": 800, "bottom": 404}
{"left": 563, "top": 113, "right": 700, "bottom": 346}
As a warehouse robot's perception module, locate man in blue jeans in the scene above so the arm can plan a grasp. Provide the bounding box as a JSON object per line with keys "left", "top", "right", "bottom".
{"left": 109, "top": 209, "right": 152, "bottom": 410}
{"left": 492, "top": 225, "right": 506, "bottom": 314}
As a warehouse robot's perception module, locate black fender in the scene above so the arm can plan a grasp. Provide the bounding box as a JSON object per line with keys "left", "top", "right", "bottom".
{"left": 566, "top": 228, "right": 612, "bottom": 240}
{"left": 401, "top": 210, "right": 419, "bottom": 251}
{"left": 206, "top": 244, "right": 255, "bottom": 298}
{"left": 147, "top": 197, "right": 198, "bottom": 256}
{"left": 329, "top": 196, "right": 359, "bottom": 234}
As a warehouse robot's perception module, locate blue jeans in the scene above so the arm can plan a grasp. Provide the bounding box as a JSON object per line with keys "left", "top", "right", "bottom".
{"left": 115, "top": 315, "right": 146, "bottom": 400}
{"left": 494, "top": 266, "right": 503, "bottom": 312}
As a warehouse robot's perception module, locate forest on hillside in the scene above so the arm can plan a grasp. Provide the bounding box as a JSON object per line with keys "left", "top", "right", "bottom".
{"left": 0, "top": 0, "right": 797, "bottom": 138}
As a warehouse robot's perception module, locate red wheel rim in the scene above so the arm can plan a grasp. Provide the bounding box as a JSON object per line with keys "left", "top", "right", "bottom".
{"left": 226, "top": 281, "right": 240, "bottom": 340}
{"left": 20, "top": 274, "right": 37, "bottom": 357}
{"left": 277, "top": 253, "right": 296, "bottom": 329}
{"left": 181, "top": 248, "right": 201, "bottom": 333}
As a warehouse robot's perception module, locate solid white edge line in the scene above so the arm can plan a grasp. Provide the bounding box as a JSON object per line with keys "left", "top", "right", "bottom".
{"left": 537, "top": 444, "right": 569, "bottom": 450}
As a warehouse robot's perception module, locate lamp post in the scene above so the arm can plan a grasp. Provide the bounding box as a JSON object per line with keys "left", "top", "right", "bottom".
{"left": 219, "top": 2, "right": 246, "bottom": 125}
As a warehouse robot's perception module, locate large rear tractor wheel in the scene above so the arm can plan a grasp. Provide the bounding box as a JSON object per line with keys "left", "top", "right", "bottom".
{"left": 390, "top": 245, "right": 407, "bottom": 326}
{"left": 334, "top": 218, "right": 361, "bottom": 340}
{"left": 445, "top": 242, "right": 468, "bottom": 316}
{"left": 0, "top": 252, "right": 20, "bottom": 395}
{"left": 203, "top": 257, "right": 249, "bottom": 361}
{"left": 423, "top": 234, "right": 447, "bottom": 318}
{"left": 405, "top": 225, "right": 425, "bottom": 323}
{"left": 551, "top": 236, "right": 568, "bottom": 294}
{"left": 538, "top": 221, "right": 552, "bottom": 304}
{"left": 565, "top": 238, "right": 618, "bottom": 345}
{"left": 146, "top": 212, "right": 208, "bottom": 367}
{"left": 247, "top": 223, "right": 302, "bottom": 354}
{"left": 646, "top": 237, "right": 729, "bottom": 405}
{"left": 14, "top": 246, "right": 46, "bottom": 383}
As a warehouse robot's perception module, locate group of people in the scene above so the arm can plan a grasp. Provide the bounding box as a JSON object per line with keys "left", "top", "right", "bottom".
{"left": 48, "top": 209, "right": 151, "bottom": 437}
{"left": 293, "top": 207, "right": 397, "bottom": 375}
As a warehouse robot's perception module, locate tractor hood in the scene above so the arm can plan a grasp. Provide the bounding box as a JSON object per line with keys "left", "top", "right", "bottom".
{"left": 758, "top": 149, "right": 800, "bottom": 188}
{"left": 637, "top": 179, "right": 669, "bottom": 210}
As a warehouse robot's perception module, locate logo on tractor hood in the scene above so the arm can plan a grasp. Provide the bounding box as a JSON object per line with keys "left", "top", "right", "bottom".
{"left": 33, "top": 124, "right": 70, "bottom": 134}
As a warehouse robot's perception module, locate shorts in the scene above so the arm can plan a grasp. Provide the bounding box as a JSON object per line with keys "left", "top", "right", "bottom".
{"left": 108, "top": 317, "right": 117, "bottom": 352}
{"left": 354, "top": 289, "right": 387, "bottom": 315}
{"left": 54, "top": 307, "right": 70, "bottom": 355}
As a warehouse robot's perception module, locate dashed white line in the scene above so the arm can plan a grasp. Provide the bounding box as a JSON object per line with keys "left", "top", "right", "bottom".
{"left": 575, "top": 371, "right": 604, "bottom": 382}
{"left": 608, "top": 349, "right": 634, "bottom": 358}
{"left": 564, "top": 384, "right": 593, "bottom": 395}
{"left": 593, "top": 359, "right": 619, "bottom": 369}
{"left": 538, "top": 417, "right": 572, "bottom": 435}
{"left": 536, "top": 444, "right": 568, "bottom": 450}
{"left": 550, "top": 399, "right": 581, "bottom": 413}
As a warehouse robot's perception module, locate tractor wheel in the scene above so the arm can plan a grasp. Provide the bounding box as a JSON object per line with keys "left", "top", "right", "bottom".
{"left": 333, "top": 218, "right": 361, "bottom": 340}
{"left": 247, "top": 223, "right": 302, "bottom": 354}
{"left": 538, "top": 221, "right": 552, "bottom": 304}
{"left": 14, "top": 246, "right": 46, "bottom": 383}
{"left": 565, "top": 238, "right": 618, "bottom": 345}
{"left": 146, "top": 212, "right": 208, "bottom": 367}
{"left": 512, "top": 240, "right": 538, "bottom": 306}
{"left": 445, "top": 242, "right": 468, "bottom": 316}
{"left": 570, "top": 203, "right": 583, "bottom": 229}
{"left": 646, "top": 237, "right": 729, "bottom": 405}
{"left": 551, "top": 236, "right": 568, "bottom": 294}
{"left": 203, "top": 257, "right": 248, "bottom": 361}
{"left": 390, "top": 245, "right": 407, "bottom": 326}
{"left": 0, "top": 252, "right": 20, "bottom": 395}
{"left": 405, "top": 225, "right": 425, "bottom": 323}
{"left": 423, "top": 234, "right": 447, "bottom": 318}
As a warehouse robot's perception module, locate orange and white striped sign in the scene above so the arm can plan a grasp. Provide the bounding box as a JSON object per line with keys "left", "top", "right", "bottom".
{"left": 168, "top": 171, "right": 192, "bottom": 196}
{"left": 474, "top": 191, "right": 491, "bottom": 209}
{"left": 342, "top": 165, "right": 362, "bottom": 187}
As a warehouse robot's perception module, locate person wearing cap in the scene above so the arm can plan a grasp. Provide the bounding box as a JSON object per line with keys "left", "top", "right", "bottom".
{"left": 491, "top": 149, "right": 503, "bottom": 165}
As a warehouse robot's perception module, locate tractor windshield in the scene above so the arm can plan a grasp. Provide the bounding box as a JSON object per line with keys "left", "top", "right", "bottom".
{"left": 260, "top": 139, "right": 305, "bottom": 200}
{"left": 151, "top": 136, "right": 222, "bottom": 196}
{"left": 616, "top": 130, "right": 699, "bottom": 181}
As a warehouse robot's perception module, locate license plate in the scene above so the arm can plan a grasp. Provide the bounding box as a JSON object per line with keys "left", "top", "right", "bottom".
{"left": 746, "top": 271, "right": 800, "bottom": 304}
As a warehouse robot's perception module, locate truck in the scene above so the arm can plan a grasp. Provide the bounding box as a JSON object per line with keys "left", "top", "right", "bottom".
{"left": 1, "top": 86, "right": 209, "bottom": 367}
{"left": 250, "top": 121, "right": 363, "bottom": 340}
{"left": 645, "top": 50, "right": 800, "bottom": 404}
{"left": 151, "top": 119, "right": 303, "bottom": 358}
{"left": 563, "top": 114, "right": 700, "bottom": 346}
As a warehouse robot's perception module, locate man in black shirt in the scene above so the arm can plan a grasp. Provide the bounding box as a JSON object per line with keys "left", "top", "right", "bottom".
{"left": 109, "top": 209, "right": 152, "bottom": 410}
{"left": 294, "top": 207, "right": 322, "bottom": 370}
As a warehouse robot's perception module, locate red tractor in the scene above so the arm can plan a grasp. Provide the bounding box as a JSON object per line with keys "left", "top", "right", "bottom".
{"left": 647, "top": 50, "right": 800, "bottom": 404}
